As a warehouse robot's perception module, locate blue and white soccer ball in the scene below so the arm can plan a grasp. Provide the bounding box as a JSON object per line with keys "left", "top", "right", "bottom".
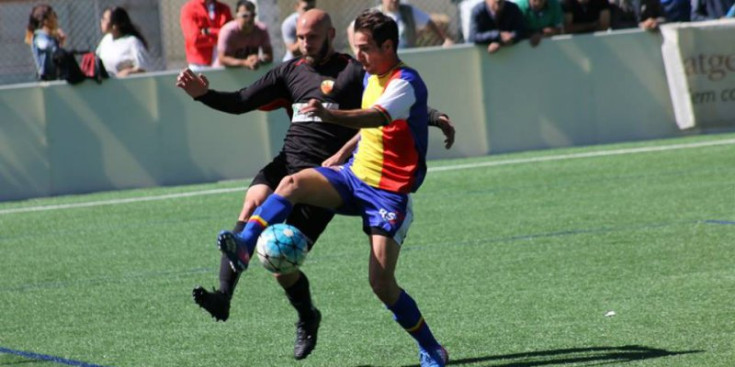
{"left": 255, "top": 224, "right": 309, "bottom": 274}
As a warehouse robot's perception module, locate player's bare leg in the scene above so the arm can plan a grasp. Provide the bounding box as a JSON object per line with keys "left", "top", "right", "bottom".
{"left": 370, "top": 235, "right": 448, "bottom": 367}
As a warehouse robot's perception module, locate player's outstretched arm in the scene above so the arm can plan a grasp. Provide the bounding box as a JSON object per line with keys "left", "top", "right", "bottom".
{"left": 177, "top": 66, "right": 291, "bottom": 115}
{"left": 300, "top": 99, "right": 387, "bottom": 128}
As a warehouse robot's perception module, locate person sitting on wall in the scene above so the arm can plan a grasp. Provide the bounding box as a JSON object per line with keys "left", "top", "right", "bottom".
{"left": 690, "top": 0, "right": 735, "bottom": 20}
{"left": 26, "top": 4, "right": 66, "bottom": 81}
{"left": 516, "top": 0, "right": 564, "bottom": 47}
{"left": 562, "top": 0, "right": 611, "bottom": 34}
{"left": 213, "top": 0, "right": 273, "bottom": 69}
{"left": 609, "top": 0, "right": 667, "bottom": 31}
{"left": 96, "top": 7, "right": 151, "bottom": 77}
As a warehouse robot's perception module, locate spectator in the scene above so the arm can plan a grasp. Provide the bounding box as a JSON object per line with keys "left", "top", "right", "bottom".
{"left": 96, "top": 7, "right": 151, "bottom": 77}
{"left": 459, "top": 0, "right": 485, "bottom": 42}
{"left": 468, "top": 0, "right": 526, "bottom": 54}
{"left": 515, "top": 0, "right": 564, "bottom": 47}
{"left": 347, "top": 0, "right": 454, "bottom": 53}
{"left": 213, "top": 0, "right": 273, "bottom": 69}
{"left": 562, "top": 0, "right": 611, "bottom": 34}
{"left": 609, "top": 0, "right": 666, "bottom": 30}
{"left": 180, "top": 0, "right": 233, "bottom": 71}
{"left": 25, "top": 4, "right": 66, "bottom": 81}
{"left": 690, "top": 0, "right": 734, "bottom": 20}
{"left": 281, "top": 0, "right": 316, "bottom": 62}
{"left": 660, "top": 0, "right": 691, "bottom": 21}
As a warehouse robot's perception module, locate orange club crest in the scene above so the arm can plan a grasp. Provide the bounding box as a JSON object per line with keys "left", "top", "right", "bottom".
{"left": 320, "top": 79, "right": 334, "bottom": 95}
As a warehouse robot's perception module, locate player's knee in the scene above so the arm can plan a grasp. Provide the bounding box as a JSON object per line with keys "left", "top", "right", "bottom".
{"left": 276, "top": 174, "right": 304, "bottom": 199}
{"left": 369, "top": 276, "right": 394, "bottom": 302}
{"left": 240, "top": 200, "right": 260, "bottom": 219}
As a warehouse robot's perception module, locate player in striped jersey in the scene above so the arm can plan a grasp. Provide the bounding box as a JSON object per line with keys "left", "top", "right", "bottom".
{"left": 217, "top": 9, "right": 448, "bottom": 367}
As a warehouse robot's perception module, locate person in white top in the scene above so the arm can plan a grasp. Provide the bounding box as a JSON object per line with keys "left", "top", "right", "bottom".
{"left": 96, "top": 7, "right": 151, "bottom": 77}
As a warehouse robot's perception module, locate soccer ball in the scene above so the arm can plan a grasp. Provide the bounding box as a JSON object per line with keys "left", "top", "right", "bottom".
{"left": 255, "top": 224, "right": 309, "bottom": 274}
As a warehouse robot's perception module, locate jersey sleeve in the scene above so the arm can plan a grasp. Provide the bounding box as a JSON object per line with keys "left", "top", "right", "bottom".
{"left": 372, "top": 78, "right": 416, "bottom": 124}
{"left": 196, "top": 64, "right": 291, "bottom": 114}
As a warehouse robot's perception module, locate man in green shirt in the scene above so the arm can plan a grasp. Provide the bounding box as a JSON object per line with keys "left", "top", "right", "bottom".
{"left": 515, "top": 0, "right": 563, "bottom": 46}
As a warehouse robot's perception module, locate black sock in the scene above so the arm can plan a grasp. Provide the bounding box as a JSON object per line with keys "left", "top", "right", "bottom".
{"left": 218, "top": 253, "right": 240, "bottom": 297}
{"left": 217, "top": 221, "right": 247, "bottom": 297}
{"left": 285, "top": 271, "right": 316, "bottom": 322}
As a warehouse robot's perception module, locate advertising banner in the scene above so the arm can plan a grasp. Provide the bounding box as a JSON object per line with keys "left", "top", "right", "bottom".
{"left": 661, "top": 20, "right": 735, "bottom": 129}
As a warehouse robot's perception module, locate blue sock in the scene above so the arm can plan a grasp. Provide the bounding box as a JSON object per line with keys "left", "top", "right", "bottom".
{"left": 386, "top": 290, "right": 440, "bottom": 351}
{"left": 237, "top": 194, "right": 293, "bottom": 254}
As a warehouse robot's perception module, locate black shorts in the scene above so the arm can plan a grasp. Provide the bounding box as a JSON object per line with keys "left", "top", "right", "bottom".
{"left": 250, "top": 153, "right": 335, "bottom": 249}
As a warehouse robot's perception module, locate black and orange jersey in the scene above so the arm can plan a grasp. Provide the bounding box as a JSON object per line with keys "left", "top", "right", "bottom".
{"left": 196, "top": 52, "right": 364, "bottom": 172}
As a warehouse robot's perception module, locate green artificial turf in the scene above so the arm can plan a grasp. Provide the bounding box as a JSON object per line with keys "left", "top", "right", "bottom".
{"left": 1, "top": 133, "right": 733, "bottom": 366}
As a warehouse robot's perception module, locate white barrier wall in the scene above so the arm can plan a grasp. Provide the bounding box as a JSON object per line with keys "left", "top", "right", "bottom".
{"left": 0, "top": 30, "right": 702, "bottom": 202}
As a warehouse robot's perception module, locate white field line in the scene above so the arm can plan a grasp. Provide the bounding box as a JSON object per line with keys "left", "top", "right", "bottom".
{"left": 428, "top": 138, "right": 735, "bottom": 172}
{"left": 2, "top": 138, "right": 734, "bottom": 216}
{"left": 0, "top": 188, "right": 242, "bottom": 215}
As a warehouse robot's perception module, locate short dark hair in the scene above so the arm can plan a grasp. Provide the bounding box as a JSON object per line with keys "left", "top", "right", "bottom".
{"left": 353, "top": 9, "right": 398, "bottom": 51}
{"left": 236, "top": 0, "right": 256, "bottom": 14}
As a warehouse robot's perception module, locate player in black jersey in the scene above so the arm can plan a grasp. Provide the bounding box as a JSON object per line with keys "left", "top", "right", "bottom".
{"left": 176, "top": 9, "right": 454, "bottom": 360}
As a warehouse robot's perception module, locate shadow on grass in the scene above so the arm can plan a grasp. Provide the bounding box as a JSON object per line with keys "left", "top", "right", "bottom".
{"left": 375, "top": 345, "right": 702, "bottom": 367}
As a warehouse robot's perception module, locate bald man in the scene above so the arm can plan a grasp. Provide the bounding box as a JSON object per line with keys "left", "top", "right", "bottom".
{"left": 177, "top": 8, "right": 454, "bottom": 361}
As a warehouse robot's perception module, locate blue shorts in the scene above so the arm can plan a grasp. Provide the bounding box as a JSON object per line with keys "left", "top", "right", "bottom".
{"left": 315, "top": 166, "right": 414, "bottom": 245}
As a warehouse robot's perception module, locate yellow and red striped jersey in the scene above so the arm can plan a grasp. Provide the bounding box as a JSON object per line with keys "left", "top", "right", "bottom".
{"left": 346, "top": 63, "right": 429, "bottom": 194}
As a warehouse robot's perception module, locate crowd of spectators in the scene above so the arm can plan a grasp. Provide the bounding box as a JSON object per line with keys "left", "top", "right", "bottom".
{"left": 463, "top": 0, "right": 734, "bottom": 53}
{"left": 25, "top": 0, "right": 735, "bottom": 82}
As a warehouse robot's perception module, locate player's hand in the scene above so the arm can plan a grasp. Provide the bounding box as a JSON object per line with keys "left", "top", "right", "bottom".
{"left": 321, "top": 150, "right": 349, "bottom": 167}
{"left": 437, "top": 114, "right": 455, "bottom": 149}
{"left": 176, "top": 68, "right": 209, "bottom": 98}
{"left": 300, "top": 99, "right": 330, "bottom": 121}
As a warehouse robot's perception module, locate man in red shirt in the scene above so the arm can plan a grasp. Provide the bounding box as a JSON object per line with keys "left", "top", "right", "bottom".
{"left": 180, "top": 0, "right": 233, "bottom": 71}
